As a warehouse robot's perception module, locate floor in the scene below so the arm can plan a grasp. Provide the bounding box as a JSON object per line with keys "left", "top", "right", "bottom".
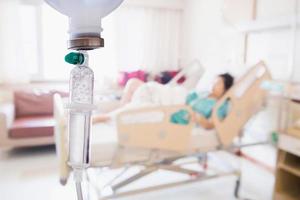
{"left": 0, "top": 144, "right": 276, "bottom": 200}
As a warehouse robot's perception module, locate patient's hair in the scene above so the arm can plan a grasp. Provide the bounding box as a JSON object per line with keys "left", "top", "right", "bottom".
{"left": 219, "top": 73, "right": 234, "bottom": 91}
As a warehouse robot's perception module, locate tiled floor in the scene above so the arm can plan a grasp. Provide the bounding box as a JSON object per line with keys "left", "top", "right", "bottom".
{"left": 0, "top": 144, "right": 276, "bottom": 200}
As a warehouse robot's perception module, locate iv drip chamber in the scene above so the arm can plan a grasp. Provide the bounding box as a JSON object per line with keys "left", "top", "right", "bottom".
{"left": 67, "top": 52, "right": 94, "bottom": 168}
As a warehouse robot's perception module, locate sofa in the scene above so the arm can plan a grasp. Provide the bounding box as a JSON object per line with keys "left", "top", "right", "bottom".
{"left": 0, "top": 89, "right": 67, "bottom": 148}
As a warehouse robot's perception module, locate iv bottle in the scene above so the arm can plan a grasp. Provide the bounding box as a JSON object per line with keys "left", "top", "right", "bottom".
{"left": 66, "top": 52, "right": 94, "bottom": 169}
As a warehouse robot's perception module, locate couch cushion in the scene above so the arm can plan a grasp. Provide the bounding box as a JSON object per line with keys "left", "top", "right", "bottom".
{"left": 9, "top": 115, "right": 54, "bottom": 139}
{"left": 14, "top": 90, "right": 68, "bottom": 118}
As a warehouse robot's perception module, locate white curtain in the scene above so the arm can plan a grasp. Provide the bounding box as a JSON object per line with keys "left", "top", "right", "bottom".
{"left": 0, "top": 2, "right": 183, "bottom": 83}
{"left": 114, "top": 6, "right": 182, "bottom": 73}
{"left": 0, "top": 0, "right": 32, "bottom": 84}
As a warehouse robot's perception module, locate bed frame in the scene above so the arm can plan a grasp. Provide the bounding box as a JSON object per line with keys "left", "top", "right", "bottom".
{"left": 54, "top": 61, "right": 271, "bottom": 199}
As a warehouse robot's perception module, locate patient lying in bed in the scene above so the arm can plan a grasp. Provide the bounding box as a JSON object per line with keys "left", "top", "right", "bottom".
{"left": 93, "top": 73, "right": 234, "bottom": 129}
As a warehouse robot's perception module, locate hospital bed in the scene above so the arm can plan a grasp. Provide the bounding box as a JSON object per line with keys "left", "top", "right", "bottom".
{"left": 54, "top": 61, "right": 271, "bottom": 199}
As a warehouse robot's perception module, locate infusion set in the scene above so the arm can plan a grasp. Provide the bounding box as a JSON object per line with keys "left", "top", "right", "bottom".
{"left": 44, "top": 0, "right": 124, "bottom": 199}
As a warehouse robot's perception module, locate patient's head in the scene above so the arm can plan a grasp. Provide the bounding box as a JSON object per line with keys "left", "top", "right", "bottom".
{"left": 211, "top": 73, "right": 234, "bottom": 99}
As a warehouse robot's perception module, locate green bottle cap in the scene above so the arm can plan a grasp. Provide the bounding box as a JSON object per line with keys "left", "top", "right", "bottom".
{"left": 65, "top": 52, "right": 85, "bottom": 65}
{"left": 271, "top": 131, "right": 278, "bottom": 144}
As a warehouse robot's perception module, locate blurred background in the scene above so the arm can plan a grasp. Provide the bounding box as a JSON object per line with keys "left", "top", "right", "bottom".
{"left": 0, "top": 0, "right": 300, "bottom": 200}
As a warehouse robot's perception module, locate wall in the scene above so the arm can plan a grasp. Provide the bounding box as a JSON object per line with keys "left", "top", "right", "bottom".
{"left": 247, "top": 0, "right": 297, "bottom": 81}
{"left": 181, "top": 0, "right": 299, "bottom": 81}
{"left": 181, "top": 0, "right": 299, "bottom": 137}
{"left": 181, "top": 0, "right": 249, "bottom": 77}
{"left": 124, "top": 0, "right": 185, "bottom": 10}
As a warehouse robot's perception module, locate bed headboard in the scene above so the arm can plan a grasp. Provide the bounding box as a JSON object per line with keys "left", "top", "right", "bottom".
{"left": 212, "top": 61, "right": 272, "bottom": 147}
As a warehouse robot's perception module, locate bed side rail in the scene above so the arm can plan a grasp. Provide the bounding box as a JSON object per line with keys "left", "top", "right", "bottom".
{"left": 116, "top": 105, "right": 194, "bottom": 152}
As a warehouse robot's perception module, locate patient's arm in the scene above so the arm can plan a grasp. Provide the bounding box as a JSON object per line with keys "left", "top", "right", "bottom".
{"left": 193, "top": 113, "right": 214, "bottom": 129}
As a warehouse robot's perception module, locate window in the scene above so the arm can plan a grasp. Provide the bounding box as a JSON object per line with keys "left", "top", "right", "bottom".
{"left": 19, "top": 4, "right": 40, "bottom": 80}
{"left": 17, "top": 3, "right": 183, "bottom": 82}
{"left": 114, "top": 6, "right": 182, "bottom": 73}
{"left": 41, "top": 4, "right": 70, "bottom": 80}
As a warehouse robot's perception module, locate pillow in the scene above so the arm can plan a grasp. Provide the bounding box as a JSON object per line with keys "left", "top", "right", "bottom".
{"left": 154, "top": 70, "right": 186, "bottom": 85}
{"left": 14, "top": 90, "right": 68, "bottom": 118}
{"left": 195, "top": 71, "right": 216, "bottom": 93}
{"left": 118, "top": 70, "right": 148, "bottom": 87}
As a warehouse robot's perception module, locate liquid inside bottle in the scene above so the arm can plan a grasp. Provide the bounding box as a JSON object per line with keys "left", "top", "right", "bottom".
{"left": 68, "top": 55, "right": 94, "bottom": 168}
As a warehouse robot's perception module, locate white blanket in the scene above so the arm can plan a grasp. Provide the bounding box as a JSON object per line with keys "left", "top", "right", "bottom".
{"left": 131, "top": 82, "right": 188, "bottom": 105}
{"left": 109, "top": 82, "right": 188, "bottom": 120}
